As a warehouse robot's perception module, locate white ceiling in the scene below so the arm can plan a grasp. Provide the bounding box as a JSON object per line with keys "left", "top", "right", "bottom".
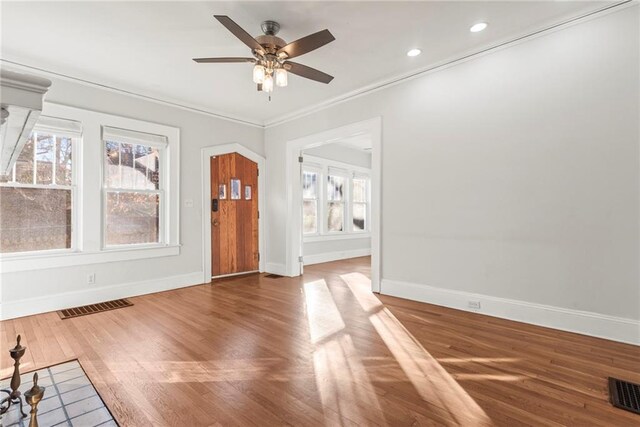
{"left": 1, "top": 1, "right": 613, "bottom": 126}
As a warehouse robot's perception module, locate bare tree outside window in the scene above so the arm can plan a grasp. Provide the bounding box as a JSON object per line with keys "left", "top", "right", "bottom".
{"left": 103, "top": 140, "right": 162, "bottom": 246}
{"left": 302, "top": 170, "right": 318, "bottom": 234}
{"left": 327, "top": 174, "right": 345, "bottom": 232}
{"left": 0, "top": 132, "right": 74, "bottom": 253}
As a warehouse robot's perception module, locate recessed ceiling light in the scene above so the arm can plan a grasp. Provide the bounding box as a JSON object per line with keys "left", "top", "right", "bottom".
{"left": 406, "top": 48, "right": 422, "bottom": 57}
{"left": 470, "top": 22, "right": 488, "bottom": 33}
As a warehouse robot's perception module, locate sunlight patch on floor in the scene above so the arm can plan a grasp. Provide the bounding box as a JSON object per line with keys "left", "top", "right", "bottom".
{"left": 303, "top": 278, "right": 385, "bottom": 425}
{"left": 341, "top": 272, "right": 493, "bottom": 426}
{"left": 303, "top": 279, "right": 346, "bottom": 344}
{"left": 453, "top": 373, "right": 528, "bottom": 381}
{"left": 438, "top": 357, "right": 520, "bottom": 364}
{"left": 103, "top": 358, "right": 298, "bottom": 383}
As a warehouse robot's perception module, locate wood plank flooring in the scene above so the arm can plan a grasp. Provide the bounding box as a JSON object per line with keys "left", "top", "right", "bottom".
{"left": 1, "top": 257, "right": 638, "bottom": 426}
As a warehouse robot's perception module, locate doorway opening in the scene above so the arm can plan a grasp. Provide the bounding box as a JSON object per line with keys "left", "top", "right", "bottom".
{"left": 300, "top": 138, "right": 373, "bottom": 277}
{"left": 285, "top": 118, "right": 381, "bottom": 292}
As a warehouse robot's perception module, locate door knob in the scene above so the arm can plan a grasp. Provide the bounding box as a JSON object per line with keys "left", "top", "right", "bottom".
{"left": 212, "top": 219, "right": 220, "bottom": 227}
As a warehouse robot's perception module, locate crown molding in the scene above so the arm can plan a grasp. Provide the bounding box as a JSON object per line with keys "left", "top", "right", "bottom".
{"left": 0, "top": 59, "right": 264, "bottom": 128}
{"left": 1, "top": 0, "right": 633, "bottom": 131}
{"left": 262, "top": 0, "right": 634, "bottom": 128}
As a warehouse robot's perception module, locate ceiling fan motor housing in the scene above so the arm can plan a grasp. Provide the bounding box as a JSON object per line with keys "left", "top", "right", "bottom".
{"left": 256, "top": 21, "right": 286, "bottom": 55}
{"left": 261, "top": 20, "right": 280, "bottom": 36}
{"left": 255, "top": 35, "right": 286, "bottom": 53}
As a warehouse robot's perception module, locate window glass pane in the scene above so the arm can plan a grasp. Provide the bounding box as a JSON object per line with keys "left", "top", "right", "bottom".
{"left": 0, "top": 187, "right": 72, "bottom": 253}
{"left": 35, "top": 134, "right": 55, "bottom": 185}
{"left": 106, "top": 192, "right": 159, "bottom": 245}
{"left": 353, "top": 178, "right": 367, "bottom": 203}
{"left": 327, "top": 202, "right": 344, "bottom": 232}
{"left": 303, "top": 200, "right": 317, "bottom": 234}
{"left": 15, "top": 136, "right": 34, "bottom": 184}
{"left": 327, "top": 175, "right": 344, "bottom": 201}
{"left": 353, "top": 203, "right": 366, "bottom": 231}
{"left": 104, "top": 141, "right": 159, "bottom": 190}
{"left": 119, "top": 143, "right": 135, "bottom": 189}
{"left": 105, "top": 141, "right": 120, "bottom": 188}
{"left": 230, "top": 178, "right": 241, "bottom": 200}
{"left": 134, "top": 144, "right": 159, "bottom": 190}
{"left": 56, "top": 136, "right": 73, "bottom": 186}
{"left": 302, "top": 171, "right": 317, "bottom": 199}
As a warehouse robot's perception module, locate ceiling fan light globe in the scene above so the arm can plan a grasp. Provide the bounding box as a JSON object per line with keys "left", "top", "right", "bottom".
{"left": 263, "top": 74, "right": 274, "bottom": 93}
{"left": 253, "top": 64, "right": 265, "bottom": 84}
{"left": 275, "top": 68, "right": 288, "bottom": 87}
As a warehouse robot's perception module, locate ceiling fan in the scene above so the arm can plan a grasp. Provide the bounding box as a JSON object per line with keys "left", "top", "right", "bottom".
{"left": 194, "top": 16, "right": 335, "bottom": 95}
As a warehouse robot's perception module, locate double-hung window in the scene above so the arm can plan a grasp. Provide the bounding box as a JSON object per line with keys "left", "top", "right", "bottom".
{"left": 102, "top": 127, "right": 167, "bottom": 247}
{"left": 327, "top": 171, "right": 347, "bottom": 232}
{"left": 302, "top": 168, "right": 320, "bottom": 235}
{"left": 302, "top": 155, "right": 370, "bottom": 239}
{"left": 351, "top": 176, "right": 368, "bottom": 232}
{"left": 0, "top": 117, "right": 80, "bottom": 254}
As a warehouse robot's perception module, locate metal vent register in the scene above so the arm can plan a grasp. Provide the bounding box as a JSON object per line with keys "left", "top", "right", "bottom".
{"left": 609, "top": 377, "right": 640, "bottom": 415}
{"left": 58, "top": 299, "right": 133, "bottom": 319}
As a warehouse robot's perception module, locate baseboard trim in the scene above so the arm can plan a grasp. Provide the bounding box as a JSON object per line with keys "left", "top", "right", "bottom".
{"left": 381, "top": 279, "right": 640, "bottom": 345}
{"left": 304, "top": 248, "right": 371, "bottom": 266}
{"left": 265, "top": 262, "right": 288, "bottom": 276}
{"left": 0, "top": 271, "right": 204, "bottom": 320}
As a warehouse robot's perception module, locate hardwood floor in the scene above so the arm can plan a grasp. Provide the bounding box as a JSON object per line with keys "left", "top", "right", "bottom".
{"left": 1, "top": 257, "right": 638, "bottom": 426}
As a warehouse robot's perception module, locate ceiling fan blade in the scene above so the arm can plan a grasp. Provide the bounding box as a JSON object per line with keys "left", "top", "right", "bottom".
{"left": 193, "top": 57, "right": 255, "bottom": 63}
{"left": 277, "top": 29, "right": 335, "bottom": 59}
{"left": 284, "top": 61, "right": 334, "bottom": 84}
{"left": 214, "top": 15, "right": 264, "bottom": 53}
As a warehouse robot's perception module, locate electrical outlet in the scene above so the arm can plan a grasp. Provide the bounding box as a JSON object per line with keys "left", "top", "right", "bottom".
{"left": 87, "top": 273, "right": 96, "bottom": 284}
{"left": 467, "top": 300, "right": 481, "bottom": 310}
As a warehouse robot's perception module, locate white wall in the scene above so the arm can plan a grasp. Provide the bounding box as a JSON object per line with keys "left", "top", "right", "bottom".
{"left": 304, "top": 144, "right": 371, "bottom": 169}
{"left": 265, "top": 7, "right": 639, "bottom": 341}
{"left": 0, "top": 77, "right": 263, "bottom": 317}
{"left": 302, "top": 144, "right": 372, "bottom": 264}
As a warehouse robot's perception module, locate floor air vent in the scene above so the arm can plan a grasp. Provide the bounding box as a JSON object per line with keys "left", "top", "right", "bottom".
{"left": 58, "top": 299, "right": 133, "bottom": 319}
{"left": 609, "top": 377, "right": 640, "bottom": 415}
{"left": 264, "top": 274, "right": 284, "bottom": 279}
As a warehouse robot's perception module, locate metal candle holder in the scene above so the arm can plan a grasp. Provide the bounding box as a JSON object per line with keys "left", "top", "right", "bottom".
{"left": 24, "top": 372, "right": 45, "bottom": 427}
{"left": 0, "top": 335, "right": 27, "bottom": 418}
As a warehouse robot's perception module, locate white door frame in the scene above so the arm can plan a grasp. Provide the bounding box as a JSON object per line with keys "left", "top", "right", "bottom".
{"left": 285, "top": 117, "right": 382, "bottom": 292}
{"left": 201, "top": 143, "right": 266, "bottom": 282}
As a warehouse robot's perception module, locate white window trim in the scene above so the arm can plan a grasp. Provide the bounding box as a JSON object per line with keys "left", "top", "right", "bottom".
{"left": 302, "top": 154, "right": 371, "bottom": 243}
{"left": 0, "top": 102, "right": 180, "bottom": 273}
{"left": 0, "top": 124, "right": 81, "bottom": 256}
{"left": 101, "top": 132, "right": 168, "bottom": 249}
{"left": 350, "top": 173, "right": 371, "bottom": 234}
{"left": 326, "top": 169, "right": 349, "bottom": 234}
{"left": 302, "top": 165, "right": 322, "bottom": 237}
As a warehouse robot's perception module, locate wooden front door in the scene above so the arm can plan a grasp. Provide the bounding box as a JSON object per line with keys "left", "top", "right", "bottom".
{"left": 210, "top": 153, "right": 259, "bottom": 277}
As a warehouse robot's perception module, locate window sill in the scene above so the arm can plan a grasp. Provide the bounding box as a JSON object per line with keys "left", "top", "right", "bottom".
{"left": 304, "top": 233, "right": 371, "bottom": 243}
{"left": 0, "top": 244, "right": 181, "bottom": 273}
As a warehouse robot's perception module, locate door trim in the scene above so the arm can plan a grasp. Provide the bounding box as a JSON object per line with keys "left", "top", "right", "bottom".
{"left": 285, "top": 117, "right": 382, "bottom": 292}
{"left": 201, "top": 143, "right": 266, "bottom": 282}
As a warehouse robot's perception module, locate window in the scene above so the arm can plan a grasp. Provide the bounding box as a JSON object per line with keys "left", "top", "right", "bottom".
{"left": 352, "top": 176, "right": 368, "bottom": 231}
{"left": 327, "top": 173, "right": 346, "bottom": 232}
{"left": 102, "top": 126, "right": 166, "bottom": 247}
{"left": 0, "top": 104, "right": 180, "bottom": 273}
{"left": 301, "top": 155, "right": 370, "bottom": 239}
{"left": 0, "top": 117, "right": 79, "bottom": 254}
{"left": 302, "top": 169, "right": 319, "bottom": 234}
